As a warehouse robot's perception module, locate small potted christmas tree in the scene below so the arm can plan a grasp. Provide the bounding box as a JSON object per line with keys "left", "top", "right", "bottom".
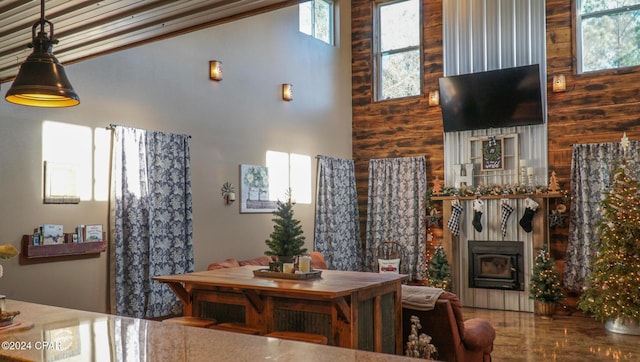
{"left": 264, "top": 191, "right": 307, "bottom": 263}
{"left": 427, "top": 244, "right": 452, "bottom": 291}
{"left": 529, "top": 246, "right": 565, "bottom": 318}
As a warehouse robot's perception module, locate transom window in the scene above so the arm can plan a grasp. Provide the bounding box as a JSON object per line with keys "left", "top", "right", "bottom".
{"left": 299, "top": 0, "right": 334, "bottom": 45}
{"left": 577, "top": 0, "right": 640, "bottom": 73}
{"left": 374, "top": 0, "right": 421, "bottom": 101}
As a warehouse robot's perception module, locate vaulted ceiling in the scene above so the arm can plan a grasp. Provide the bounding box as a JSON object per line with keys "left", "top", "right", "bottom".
{"left": 0, "top": 0, "right": 295, "bottom": 82}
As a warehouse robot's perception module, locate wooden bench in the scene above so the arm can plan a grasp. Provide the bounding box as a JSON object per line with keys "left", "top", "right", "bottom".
{"left": 208, "top": 322, "right": 262, "bottom": 335}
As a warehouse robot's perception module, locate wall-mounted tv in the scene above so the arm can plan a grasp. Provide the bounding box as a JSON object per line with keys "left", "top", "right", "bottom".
{"left": 439, "top": 64, "right": 544, "bottom": 133}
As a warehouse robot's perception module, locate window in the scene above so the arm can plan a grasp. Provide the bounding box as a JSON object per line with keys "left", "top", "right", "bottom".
{"left": 299, "top": 0, "right": 334, "bottom": 45}
{"left": 42, "top": 121, "right": 110, "bottom": 201}
{"left": 266, "top": 151, "right": 312, "bottom": 204}
{"left": 374, "top": 0, "right": 421, "bottom": 100}
{"left": 577, "top": 0, "right": 640, "bottom": 73}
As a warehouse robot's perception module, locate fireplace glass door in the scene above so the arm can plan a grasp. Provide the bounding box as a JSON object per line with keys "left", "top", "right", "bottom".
{"left": 468, "top": 241, "right": 524, "bottom": 291}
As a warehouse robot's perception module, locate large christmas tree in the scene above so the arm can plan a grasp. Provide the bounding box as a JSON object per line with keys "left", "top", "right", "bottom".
{"left": 578, "top": 158, "right": 640, "bottom": 323}
{"left": 265, "top": 194, "right": 307, "bottom": 258}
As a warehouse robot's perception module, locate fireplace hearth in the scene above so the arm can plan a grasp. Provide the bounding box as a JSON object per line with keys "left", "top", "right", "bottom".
{"left": 468, "top": 241, "right": 524, "bottom": 291}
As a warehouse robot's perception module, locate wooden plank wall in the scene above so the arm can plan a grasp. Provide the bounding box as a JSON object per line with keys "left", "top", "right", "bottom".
{"left": 352, "top": 0, "right": 640, "bottom": 304}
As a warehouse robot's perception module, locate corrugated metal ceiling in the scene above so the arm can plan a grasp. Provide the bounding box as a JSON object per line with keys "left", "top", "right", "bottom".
{"left": 0, "top": 0, "right": 294, "bottom": 82}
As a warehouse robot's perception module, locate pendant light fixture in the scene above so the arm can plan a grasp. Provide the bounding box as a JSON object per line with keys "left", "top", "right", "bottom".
{"left": 5, "top": 0, "right": 79, "bottom": 107}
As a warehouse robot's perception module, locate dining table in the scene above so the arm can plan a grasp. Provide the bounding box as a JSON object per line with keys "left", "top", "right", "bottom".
{"left": 154, "top": 265, "right": 408, "bottom": 355}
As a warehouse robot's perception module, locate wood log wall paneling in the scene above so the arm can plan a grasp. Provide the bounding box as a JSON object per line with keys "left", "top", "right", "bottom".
{"left": 352, "top": 0, "right": 444, "bottom": 243}
{"left": 352, "top": 0, "right": 640, "bottom": 298}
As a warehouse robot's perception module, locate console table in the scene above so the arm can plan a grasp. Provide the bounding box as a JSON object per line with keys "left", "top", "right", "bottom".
{"left": 155, "top": 266, "right": 407, "bottom": 354}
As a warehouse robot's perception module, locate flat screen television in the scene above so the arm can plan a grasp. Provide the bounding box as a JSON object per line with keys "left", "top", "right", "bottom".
{"left": 439, "top": 64, "right": 544, "bottom": 133}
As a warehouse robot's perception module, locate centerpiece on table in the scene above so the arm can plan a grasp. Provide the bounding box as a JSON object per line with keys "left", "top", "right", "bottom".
{"left": 529, "top": 246, "right": 565, "bottom": 319}
{"left": 264, "top": 190, "right": 307, "bottom": 266}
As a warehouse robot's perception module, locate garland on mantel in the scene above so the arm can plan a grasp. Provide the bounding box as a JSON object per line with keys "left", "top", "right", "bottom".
{"left": 434, "top": 183, "right": 568, "bottom": 200}
{"left": 425, "top": 184, "right": 570, "bottom": 215}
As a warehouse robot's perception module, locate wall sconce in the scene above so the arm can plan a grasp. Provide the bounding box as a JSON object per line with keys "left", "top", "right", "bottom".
{"left": 282, "top": 84, "right": 293, "bottom": 101}
{"left": 552, "top": 74, "right": 566, "bottom": 92}
{"left": 428, "top": 90, "right": 440, "bottom": 106}
{"left": 221, "top": 182, "right": 235, "bottom": 205}
{"left": 209, "top": 60, "right": 222, "bottom": 81}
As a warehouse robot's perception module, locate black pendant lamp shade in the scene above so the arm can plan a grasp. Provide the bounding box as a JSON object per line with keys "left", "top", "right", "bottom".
{"left": 5, "top": 1, "right": 79, "bottom": 107}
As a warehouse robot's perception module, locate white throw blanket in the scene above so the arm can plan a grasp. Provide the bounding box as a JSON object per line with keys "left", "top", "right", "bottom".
{"left": 401, "top": 285, "right": 444, "bottom": 311}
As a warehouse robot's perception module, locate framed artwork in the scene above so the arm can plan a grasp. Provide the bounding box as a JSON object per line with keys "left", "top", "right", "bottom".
{"left": 240, "top": 165, "right": 277, "bottom": 213}
{"left": 480, "top": 136, "right": 504, "bottom": 171}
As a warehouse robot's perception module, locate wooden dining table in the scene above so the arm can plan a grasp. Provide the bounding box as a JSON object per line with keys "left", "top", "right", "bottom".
{"left": 154, "top": 266, "right": 407, "bottom": 355}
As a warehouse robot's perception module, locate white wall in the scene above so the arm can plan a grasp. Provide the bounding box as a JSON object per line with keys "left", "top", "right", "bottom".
{"left": 0, "top": 4, "right": 352, "bottom": 313}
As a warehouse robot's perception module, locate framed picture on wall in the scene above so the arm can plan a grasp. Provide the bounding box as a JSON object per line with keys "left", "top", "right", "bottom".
{"left": 239, "top": 165, "right": 277, "bottom": 213}
{"left": 480, "top": 136, "right": 504, "bottom": 171}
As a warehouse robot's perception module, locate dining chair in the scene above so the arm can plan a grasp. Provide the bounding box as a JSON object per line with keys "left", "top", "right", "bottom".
{"left": 374, "top": 241, "right": 406, "bottom": 274}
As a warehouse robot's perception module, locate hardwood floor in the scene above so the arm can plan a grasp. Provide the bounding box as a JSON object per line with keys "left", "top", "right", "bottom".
{"left": 462, "top": 307, "right": 640, "bottom": 361}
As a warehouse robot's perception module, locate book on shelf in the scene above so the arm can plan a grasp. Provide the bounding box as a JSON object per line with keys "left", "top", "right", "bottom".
{"left": 84, "top": 224, "right": 103, "bottom": 242}
{"left": 42, "top": 224, "right": 64, "bottom": 245}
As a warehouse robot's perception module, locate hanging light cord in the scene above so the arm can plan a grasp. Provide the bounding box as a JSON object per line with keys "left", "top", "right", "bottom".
{"left": 30, "top": 0, "right": 57, "bottom": 50}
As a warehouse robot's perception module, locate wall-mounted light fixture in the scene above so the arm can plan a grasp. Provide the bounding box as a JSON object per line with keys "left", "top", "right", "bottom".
{"left": 209, "top": 60, "right": 222, "bottom": 81}
{"left": 221, "top": 182, "right": 235, "bottom": 205}
{"left": 428, "top": 90, "right": 440, "bottom": 106}
{"left": 282, "top": 84, "right": 293, "bottom": 101}
{"left": 552, "top": 74, "right": 566, "bottom": 92}
{"left": 5, "top": 0, "right": 79, "bottom": 107}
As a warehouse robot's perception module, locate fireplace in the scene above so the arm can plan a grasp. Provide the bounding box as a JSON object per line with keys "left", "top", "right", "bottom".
{"left": 468, "top": 241, "right": 524, "bottom": 291}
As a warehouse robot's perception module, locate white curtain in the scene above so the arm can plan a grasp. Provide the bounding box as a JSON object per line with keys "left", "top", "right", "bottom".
{"left": 109, "top": 126, "right": 194, "bottom": 318}
{"left": 314, "top": 156, "right": 362, "bottom": 271}
{"left": 365, "top": 156, "right": 427, "bottom": 280}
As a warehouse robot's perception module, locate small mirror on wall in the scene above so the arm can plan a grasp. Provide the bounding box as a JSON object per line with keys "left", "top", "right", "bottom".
{"left": 44, "top": 161, "right": 80, "bottom": 204}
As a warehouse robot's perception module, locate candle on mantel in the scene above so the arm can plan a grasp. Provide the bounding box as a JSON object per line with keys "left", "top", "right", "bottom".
{"left": 527, "top": 167, "right": 534, "bottom": 176}
{"left": 520, "top": 159, "right": 528, "bottom": 168}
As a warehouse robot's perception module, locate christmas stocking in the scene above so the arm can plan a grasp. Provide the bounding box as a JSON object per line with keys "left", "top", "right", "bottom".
{"left": 519, "top": 198, "right": 539, "bottom": 233}
{"left": 500, "top": 200, "right": 514, "bottom": 237}
{"left": 447, "top": 201, "right": 463, "bottom": 236}
{"left": 472, "top": 198, "right": 484, "bottom": 232}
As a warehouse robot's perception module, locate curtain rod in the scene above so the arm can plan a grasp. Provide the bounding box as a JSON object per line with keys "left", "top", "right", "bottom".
{"left": 106, "top": 124, "right": 192, "bottom": 139}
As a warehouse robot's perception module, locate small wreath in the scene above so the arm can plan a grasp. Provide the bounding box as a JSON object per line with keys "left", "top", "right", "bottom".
{"left": 483, "top": 137, "right": 502, "bottom": 162}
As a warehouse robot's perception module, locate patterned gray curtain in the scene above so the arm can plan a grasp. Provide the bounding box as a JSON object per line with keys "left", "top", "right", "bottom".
{"left": 563, "top": 140, "right": 639, "bottom": 291}
{"left": 365, "top": 156, "right": 427, "bottom": 280}
{"left": 110, "top": 126, "right": 194, "bottom": 318}
{"left": 314, "top": 156, "right": 362, "bottom": 271}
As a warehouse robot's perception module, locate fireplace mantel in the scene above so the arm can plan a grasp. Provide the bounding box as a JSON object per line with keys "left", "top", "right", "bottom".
{"left": 432, "top": 193, "right": 560, "bottom": 312}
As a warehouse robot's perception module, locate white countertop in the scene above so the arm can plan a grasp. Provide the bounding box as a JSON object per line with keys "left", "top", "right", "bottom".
{"left": 0, "top": 299, "right": 425, "bottom": 361}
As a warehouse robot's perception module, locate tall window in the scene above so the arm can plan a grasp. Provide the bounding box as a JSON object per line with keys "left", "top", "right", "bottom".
{"left": 374, "top": 0, "right": 421, "bottom": 100}
{"left": 577, "top": 0, "right": 640, "bottom": 73}
{"left": 299, "top": 0, "right": 334, "bottom": 45}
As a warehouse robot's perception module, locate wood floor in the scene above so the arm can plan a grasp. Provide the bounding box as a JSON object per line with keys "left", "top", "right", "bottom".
{"left": 462, "top": 306, "right": 640, "bottom": 361}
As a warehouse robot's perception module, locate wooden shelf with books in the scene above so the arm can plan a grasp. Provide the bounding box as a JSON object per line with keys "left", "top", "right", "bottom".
{"left": 20, "top": 233, "right": 107, "bottom": 262}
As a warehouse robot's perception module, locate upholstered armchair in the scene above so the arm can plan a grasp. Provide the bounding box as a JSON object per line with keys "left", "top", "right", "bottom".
{"left": 402, "top": 292, "right": 495, "bottom": 362}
